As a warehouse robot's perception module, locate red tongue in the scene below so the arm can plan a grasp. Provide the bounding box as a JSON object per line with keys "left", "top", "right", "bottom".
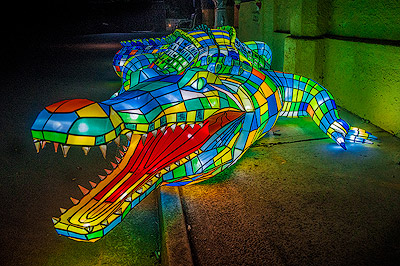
{"left": 94, "top": 122, "right": 210, "bottom": 203}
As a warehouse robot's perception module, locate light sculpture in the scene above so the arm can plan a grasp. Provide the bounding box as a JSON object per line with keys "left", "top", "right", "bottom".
{"left": 31, "top": 25, "right": 376, "bottom": 242}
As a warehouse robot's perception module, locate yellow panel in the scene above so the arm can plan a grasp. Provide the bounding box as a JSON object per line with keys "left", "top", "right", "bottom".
{"left": 282, "top": 102, "right": 290, "bottom": 112}
{"left": 309, "top": 98, "right": 318, "bottom": 110}
{"left": 66, "top": 135, "right": 95, "bottom": 146}
{"left": 166, "top": 114, "right": 177, "bottom": 123}
{"left": 260, "top": 82, "right": 272, "bottom": 98}
{"left": 204, "top": 90, "right": 218, "bottom": 97}
{"left": 204, "top": 109, "right": 217, "bottom": 120}
{"left": 312, "top": 114, "right": 321, "bottom": 126}
{"left": 136, "top": 124, "right": 149, "bottom": 132}
{"left": 292, "top": 89, "right": 298, "bottom": 102}
{"left": 315, "top": 107, "right": 323, "bottom": 120}
{"left": 208, "top": 97, "right": 220, "bottom": 108}
{"left": 187, "top": 111, "right": 196, "bottom": 122}
{"left": 310, "top": 87, "right": 319, "bottom": 96}
{"left": 214, "top": 159, "right": 222, "bottom": 167}
{"left": 254, "top": 91, "right": 267, "bottom": 106}
{"left": 297, "top": 90, "right": 304, "bottom": 102}
{"left": 76, "top": 104, "right": 107, "bottom": 118}
{"left": 105, "top": 130, "right": 116, "bottom": 142}
{"left": 164, "top": 102, "right": 186, "bottom": 115}
{"left": 110, "top": 109, "right": 123, "bottom": 128}
{"left": 154, "top": 119, "right": 160, "bottom": 129}
{"left": 260, "top": 102, "right": 269, "bottom": 115}
{"left": 221, "top": 151, "right": 233, "bottom": 163}
{"left": 244, "top": 130, "right": 257, "bottom": 149}
{"left": 275, "top": 91, "right": 282, "bottom": 111}
{"left": 239, "top": 54, "right": 251, "bottom": 65}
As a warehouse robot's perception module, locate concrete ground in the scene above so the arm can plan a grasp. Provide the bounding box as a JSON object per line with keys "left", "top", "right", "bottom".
{"left": 1, "top": 34, "right": 399, "bottom": 266}
{"left": 179, "top": 111, "right": 400, "bottom": 265}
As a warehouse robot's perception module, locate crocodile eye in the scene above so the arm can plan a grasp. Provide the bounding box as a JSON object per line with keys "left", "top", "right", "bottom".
{"left": 191, "top": 77, "right": 206, "bottom": 90}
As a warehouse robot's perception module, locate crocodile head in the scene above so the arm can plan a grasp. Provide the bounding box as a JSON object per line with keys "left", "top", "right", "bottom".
{"left": 31, "top": 25, "right": 278, "bottom": 242}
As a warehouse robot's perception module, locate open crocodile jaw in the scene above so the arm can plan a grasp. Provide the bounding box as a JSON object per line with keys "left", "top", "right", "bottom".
{"left": 47, "top": 108, "right": 244, "bottom": 242}
{"left": 48, "top": 121, "right": 208, "bottom": 241}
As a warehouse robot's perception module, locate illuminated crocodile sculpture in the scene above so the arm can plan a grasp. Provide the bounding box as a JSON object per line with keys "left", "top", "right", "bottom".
{"left": 31, "top": 25, "right": 376, "bottom": 242}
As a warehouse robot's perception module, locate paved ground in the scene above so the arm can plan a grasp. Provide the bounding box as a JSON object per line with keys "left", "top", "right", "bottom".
{"left": 179, "top": 111, "right": 400, "bottom": 265}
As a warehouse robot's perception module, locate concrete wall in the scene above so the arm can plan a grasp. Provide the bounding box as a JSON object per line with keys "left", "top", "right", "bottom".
{"left": 237, "top": 0, "right": 400, "bottom": 137}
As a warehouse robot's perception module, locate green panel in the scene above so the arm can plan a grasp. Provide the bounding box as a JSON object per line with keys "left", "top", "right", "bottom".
{"left": 31, "top": 130, "right": 44, "bottom": 139}
{"left": 173, "top": 165, "right": 186, "bottom": 178}
{"left": 87, "top": 230, "right": 104, "bottom": 240}
{"left": 118, "top": 112, "right": 148, "bottom": 124}
{"left": 200, "top": 97, "right": 211, "bottom": 109}
{"left": 185, "top": 98, "right": 203, "bottom": 111}
{"left": 69, "top": 118, "right": 114, "bottom": 136}
{"left": 43, "top": 131, "right": 67, "bottom": 143}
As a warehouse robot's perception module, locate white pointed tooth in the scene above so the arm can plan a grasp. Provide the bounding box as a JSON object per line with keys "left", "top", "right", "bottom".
{"left": 185, "top": 155, "right": 190, "bottom": 160}
{"left": 146, "top": 180, "right": 153, "bottom": 186}
{"left": 62, "top": 145, "right": 70, "bottom": 157}
{"left": 180, "top": 124, "right": 185, "bottom": 130}
{"left": 99, "top": 145, "right": 107, "bottom": 159}
{"left": 160, "top": 126, "right": 166, "bottom": 134}
{"left": 82, "top": 146, "right": 90, "bottom": 155}
{"left": 171, "top": 124, "right": 176, "bottom": 132}
{"left": 175, "top": 161, "right": 180, "bottom": 166}
{"left": 84, "top": 226, "right": 94, "bottom": 233}
{"left": 151, "top": 130, "right": 157, "bottom": 138}
{"left": 34, "top": 140, "right": 40, "bottom": 153}
{"left": 155, "top": 173, "right": 160, "bottom": 178}
{"left": 190, "top": 124, "right": 195, "bottom": 128}
{"left": 141, "top": 133, "right": 147, "bottom": 145}
{"left": 126, "top": 132, "right": 132, "bottom": 141}
{"left": 114, "top": 136, "right": 120, "bottom": 146}
{"left": 52, "top": 217, "right": 60, "bottom": 225}
{"left": 199, "top": 122, "right": 203, "bottom": 127}
{"left": 136, "top": 187, "right": 143, "bottom": 194}
{"left": 194, "top": 150, "right": 199, "bottom": 154}
{"left": 165, "top": 166, "right": 170, "bottom": 171}
{"left": 125, "top": 193, "right": 132, "bottom": 202}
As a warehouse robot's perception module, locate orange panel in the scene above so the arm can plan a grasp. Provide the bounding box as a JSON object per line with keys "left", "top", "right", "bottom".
{"left": 45, "top": 100, "right": 70, "bottom": 112}
{"left": 53, "top": 99, "right": 95, "bottom": 113}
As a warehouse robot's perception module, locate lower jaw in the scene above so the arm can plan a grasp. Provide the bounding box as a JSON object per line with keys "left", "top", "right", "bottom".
{"left": 53, "top": 122, "right": 210, "bottom": 242}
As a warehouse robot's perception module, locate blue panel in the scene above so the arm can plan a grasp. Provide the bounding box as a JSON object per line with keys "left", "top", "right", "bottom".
{"left": 267, "top": 94, "right": 278, "bottom": 115}
{"left": 67, "top": 231, "right": 87, "bottom": 240}
{"left": 140, "top": 99, "right": 161, "bottom": 114}
{"left": 265, "top": 114, "right": 277, "bottom": 132}
{"left": 163, "top": 171, "right": 173, "bottom": 181}
{"left": 197, "top": 149, "right": 218, "bottom": 166}
{"left": 155, "top": 89, "right": 183, "bottom": 105}
{"left": 55, "top": 229, "right": 69, "bottom": 237}
{"left": 161, "top": 75, "right": 181, "bottom": 83}
{"left": 185, "top": 162, "right": 194, "bottom": 176}
{"left": 104, "top": 216, "right": 122, "bottom": 235}
{"left": 31, "top": 109, "right": 52, "bottom": 130}
{"left": 43, "top": 112, "right": 78, "bottom": 133}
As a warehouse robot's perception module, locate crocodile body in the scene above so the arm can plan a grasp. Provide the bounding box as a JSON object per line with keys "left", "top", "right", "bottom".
{"left": 31, "top": 25, "right": 375, "bottom": 242}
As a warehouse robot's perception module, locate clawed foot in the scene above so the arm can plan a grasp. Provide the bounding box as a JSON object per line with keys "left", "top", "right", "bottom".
{"left": 329, "top": 120, "right": 377, "bottom": 150}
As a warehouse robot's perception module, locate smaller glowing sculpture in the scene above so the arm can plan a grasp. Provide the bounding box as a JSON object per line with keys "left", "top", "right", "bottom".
{"left": 31, "top": 25, "right": 376, "bottom": 242}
